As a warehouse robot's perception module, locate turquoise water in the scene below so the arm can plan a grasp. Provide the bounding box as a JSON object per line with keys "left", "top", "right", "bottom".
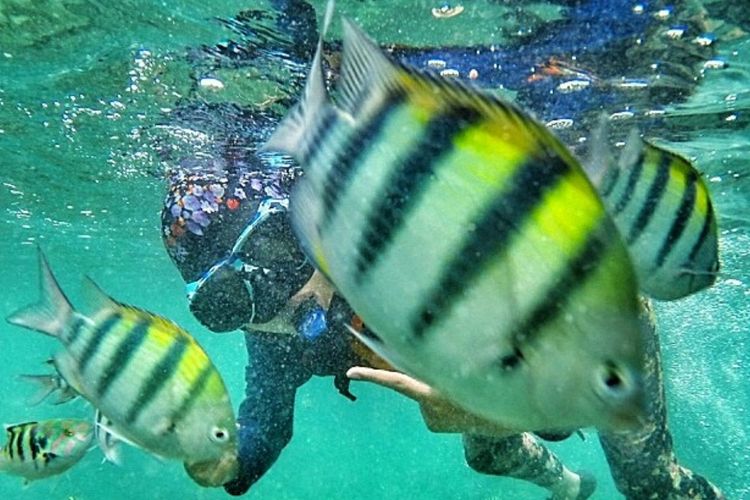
{"left": 1, "top": 1, "right": 748, "bottom": 498}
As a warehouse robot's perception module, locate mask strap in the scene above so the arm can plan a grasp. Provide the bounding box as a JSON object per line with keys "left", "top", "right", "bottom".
{"left": 185, "top": 197, "right": 288, "bottom": 302}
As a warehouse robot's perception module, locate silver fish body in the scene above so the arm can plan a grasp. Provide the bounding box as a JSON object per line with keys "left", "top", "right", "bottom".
{"left": 264, "top": 1, "right": 647, "bottom": 432}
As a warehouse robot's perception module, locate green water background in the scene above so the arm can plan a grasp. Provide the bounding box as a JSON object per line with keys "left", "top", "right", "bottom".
{"left": 0, "top": 1, "right": 748, "bottom": 498}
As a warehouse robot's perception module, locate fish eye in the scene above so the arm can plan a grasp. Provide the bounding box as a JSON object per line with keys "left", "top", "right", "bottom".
{"left": 209, "top": 426, "right": 230, "bottom": 444}
{"left": 594, "top": 361, "right": 633, "bottom": 401}
{"left": 64, "top": 429, "right": 74, "bottom": 437}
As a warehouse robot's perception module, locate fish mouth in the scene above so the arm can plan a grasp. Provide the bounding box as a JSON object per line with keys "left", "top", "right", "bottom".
{"left": 184, "top": 452, "right": 239, "bottom": 487}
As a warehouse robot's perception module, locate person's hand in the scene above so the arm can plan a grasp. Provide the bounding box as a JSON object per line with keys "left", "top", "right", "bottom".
{"left": 347, "top": 367, "right": 519, "bottom": 437}
{"left": 289, "top": 269, "right": 335, "bottom": 309}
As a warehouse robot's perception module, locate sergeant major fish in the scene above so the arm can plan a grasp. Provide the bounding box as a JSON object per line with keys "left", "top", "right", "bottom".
{"left": 6, "top": 249, "right": 238, "bottom": 487}
{"left": 587, "top": 130, "right": 719, "bottom": 300}
{"left": 264, "top": 1, "right": 647, "bottom": 431}
{"left": 0, "top": 419, "right": 92, "bottom": 482}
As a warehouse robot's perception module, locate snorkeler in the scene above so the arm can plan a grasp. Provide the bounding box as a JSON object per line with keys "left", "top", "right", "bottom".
{"left": 159, "top": 0, "right": 725, "bottom": 497}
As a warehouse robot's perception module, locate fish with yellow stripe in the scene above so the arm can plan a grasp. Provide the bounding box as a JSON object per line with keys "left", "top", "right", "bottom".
{"left": 5, "top": 249, "right": 238, "bottom": 487}
{"left": 0, "top": 419, "right": 92, "bottom": 482}
{"left": 587, "top": 130, "right": 719, "bottom": 300}
{"left": 264, "top": 1, "right": 647, "bottom": 432}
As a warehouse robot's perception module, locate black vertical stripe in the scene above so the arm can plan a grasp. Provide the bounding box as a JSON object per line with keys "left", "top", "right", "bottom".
{"left": 167, "top": 363, "right": 214, "bottom": 426}
{"left": 65, "top": 316, "right": 87, "bottom": 347}
{"left": 319, "top": 91, "right": 405, "bottom": 232}
{"left": 28, "top": 425, "right": 38, "bottom": 462}
{"left": 34, "top": 431, "right": 47, "bottom": 455}
{"left": 6, "top": 429, "right": 15, "bottom": 460}
{"left": 507, "top": 223, "right": 610, "bottom": 352}
{"left": 79, "top": 312, "right": 121, "bottom": 373}
{"left": 599, "top": 165, "right": 621, "bottom": 198}
{"left": 656, "top": 171, "right": 697, "bottom": 266}
{"left": 685, "top": 201, "right": 715, "bottom": 265}
{"left": 298, "top": 108, "right": 337, "bottom": 166}
{"left": 412, "top": 155, "right": 571, "bottom": 338}
{"left": 96, "top": 318, "right": 151, "bottom": 398}
{"left": 626, "top": 153, "right": 671, "bottom": 244}
{"left": 354, "top": 106, "right": 482, "bottom": 281}
{"left": 612, "top": 150, "right": 645, "bottom": 215}
{"left": 15, "top": 426, "right": 25, "bottom": 462}
{"left": 125, "top": 339, "right": 188, "bottom": 424}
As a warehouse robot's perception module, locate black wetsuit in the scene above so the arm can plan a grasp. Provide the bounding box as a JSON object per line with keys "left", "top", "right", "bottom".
{"left": 159, "top": 1, "right": 724, "bottom": 498}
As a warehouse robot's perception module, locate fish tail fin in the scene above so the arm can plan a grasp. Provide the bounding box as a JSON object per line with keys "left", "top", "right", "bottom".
{"left": 6, "top": 248, "right": 73, "bottom": 338}
{"left": 262, "top": 0, "right": 336, "bottom": 158}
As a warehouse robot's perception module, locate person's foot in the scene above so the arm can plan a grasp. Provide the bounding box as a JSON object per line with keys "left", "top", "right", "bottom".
{"left": 575, "top": 470, "right": 597, "bottom": 500}
{"left": 549, "top": 468, "right": 597, "bottom": 500}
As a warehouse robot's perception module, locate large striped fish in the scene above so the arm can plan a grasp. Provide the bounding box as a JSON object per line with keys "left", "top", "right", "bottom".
{"left": 588, "top": 131, "right": 719, "bottom": 300}
{"left": 0, "top": 419, "right": 92, "bottom": 482}
{"left": 5, "top": 249, "right": 238, "bottom": 487}
{"left": 264, "top": 1, "right": 647, "bottom": 432}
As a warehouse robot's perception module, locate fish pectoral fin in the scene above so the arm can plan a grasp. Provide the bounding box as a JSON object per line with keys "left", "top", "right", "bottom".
{"left": 95, "top": 419, "right": 139, "bottom": 452}
{"left": 345, "top": 324, "right": 409, "bottom": 374}
{"left": 94, "top": 416, "right": 124, "bottom": 466}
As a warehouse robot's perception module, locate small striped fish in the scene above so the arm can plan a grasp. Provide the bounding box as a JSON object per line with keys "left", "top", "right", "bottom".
{"left": 0, "top": 419, "right": 92, "bottom": 482}
{"left": 6, "top": 249, "right": 238, "bottom": 487}
{"left": 589, "top": 132, "right": 719, "bottom": 300}
{"left": 264, "top": 1, "right": 647, "bottom": 432}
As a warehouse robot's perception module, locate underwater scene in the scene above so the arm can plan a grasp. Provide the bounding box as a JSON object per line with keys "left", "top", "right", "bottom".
{"left": 0, "top": 0, "right": 748, "bottom": 498}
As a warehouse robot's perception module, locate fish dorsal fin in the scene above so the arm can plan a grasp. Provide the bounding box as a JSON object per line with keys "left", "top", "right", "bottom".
{"left": 81, "top": 276, "right": 119, "bottom": 315}
{"left": 584, "top": 115, "right": 617, "bottom": 187}
{"left": 263, "top": 0, "right": 335, "bottom": 157}
{"left": 338, "top": 16, "right": 399, "bottom": 117}
{"left": 338, "top": 17, "right": 566, "bottom": 161}
{"left": 4, "top": 422, "right": 31, "bottom": 434}
{"left": 618, "top": 128, "right": 645, "bottom": 171}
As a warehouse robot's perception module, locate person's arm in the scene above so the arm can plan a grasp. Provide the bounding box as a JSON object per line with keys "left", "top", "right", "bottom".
{"left": 224, "top": 332, "right": 311, "bottom": 496}
{"left": 346, "top": 366, "right": 518, "bottom": 437}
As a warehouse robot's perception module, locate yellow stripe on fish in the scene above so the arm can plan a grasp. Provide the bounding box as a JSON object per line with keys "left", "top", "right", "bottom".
{"left": 5, "top": 250, "right": 238, "bottom": 487}
{"left": 264, "top": 0, "right": 646, "bottom": 432}
{"left": 596, "top": 135, "right": 719, "bottom": 300}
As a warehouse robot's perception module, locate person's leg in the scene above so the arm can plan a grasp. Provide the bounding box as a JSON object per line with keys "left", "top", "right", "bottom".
{"left": 598, "top": 304, "right": 724, "bottom": 499}
{"left": 463, "top": 433, "right": 596, "bottom": 500}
